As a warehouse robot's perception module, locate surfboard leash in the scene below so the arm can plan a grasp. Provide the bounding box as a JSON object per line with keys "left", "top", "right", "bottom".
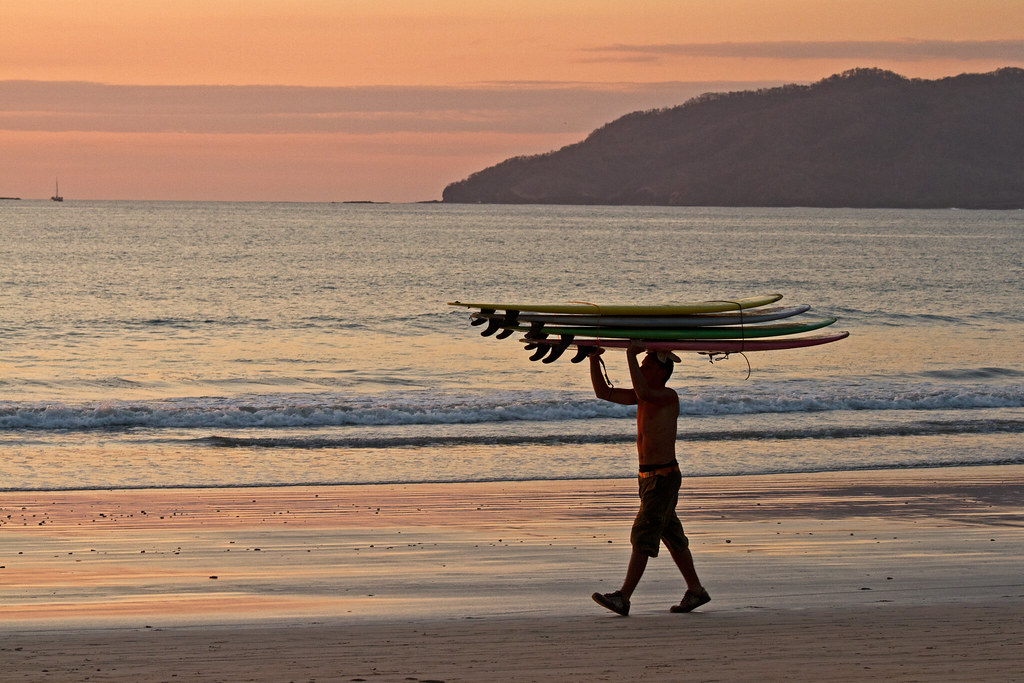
{"left": 568, "top": 300, "right": 606, "bottom": 340}
{"left": 700, "top": 299, "right": 752, "bottom": 379}
{"left": 572, "top": 301, "right": 615, "bottom": 385}
{"left": 598, "top": 353, "right": 614, "bottom": 388}
{"left": 700, "top": 350, "right": 752, "bottom": 380}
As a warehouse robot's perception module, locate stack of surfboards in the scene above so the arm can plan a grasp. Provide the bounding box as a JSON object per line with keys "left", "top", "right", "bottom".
{"left": 448, "top": 294, "right": 849, "bottom": 363}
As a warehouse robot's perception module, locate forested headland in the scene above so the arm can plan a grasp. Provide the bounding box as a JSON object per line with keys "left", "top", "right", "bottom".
{"left": 442, "top": 68, "right": 1024, "bottom": 209}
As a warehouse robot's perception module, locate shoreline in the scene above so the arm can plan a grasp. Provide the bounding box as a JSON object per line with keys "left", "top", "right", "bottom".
{"left": 3, "top": 465, "right": 1022, "bottom": 680}
{"left": 4, "top": 458, "right": 1022, "bottom": 494}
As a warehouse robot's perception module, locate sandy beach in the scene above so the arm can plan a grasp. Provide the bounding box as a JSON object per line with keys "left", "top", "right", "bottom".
{"left": 3, "top": 465, "right": 1023, "bottom": 682}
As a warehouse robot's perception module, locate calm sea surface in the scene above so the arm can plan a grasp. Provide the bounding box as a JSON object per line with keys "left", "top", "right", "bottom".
{"left": 1, "top": 201, "right": 1021, "bottom": 490}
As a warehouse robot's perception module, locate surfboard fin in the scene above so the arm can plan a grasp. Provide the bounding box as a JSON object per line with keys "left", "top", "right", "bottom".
{"left": 542, "top": 335, "right": 575, "bottom": 363}
{"left": 494, "top": 310, "right": 519, "bottom": 339}
{"left": 523, "top": 324, "right": 550, "bottom": 359}
{"left": 469, "top": 308, "right": 494, "bottom": 326}
{"left": 480, "top": 317, "right": 503, "bottom": 337}
{"left": 523, "top": 324, "right": 548, "bottom": 341}
{"left": 570, "top": 345, "right": 597, "bottom": 363}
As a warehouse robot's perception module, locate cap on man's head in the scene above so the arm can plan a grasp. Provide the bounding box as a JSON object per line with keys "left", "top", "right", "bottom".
{"left": 646, "top": 350, "right": 679, "bottom": 381}
{"left": 651, "top": 350, "right": 681, "bottom": 365}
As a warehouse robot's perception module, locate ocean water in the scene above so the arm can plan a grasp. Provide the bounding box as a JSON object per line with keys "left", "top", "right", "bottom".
{"left": 1, "top": 201, "right": 1021, "bottom": 491}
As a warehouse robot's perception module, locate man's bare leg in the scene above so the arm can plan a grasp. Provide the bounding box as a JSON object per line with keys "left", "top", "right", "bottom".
{"left": 593, "top": 550, "right": 648, "bottom": 616}
{"left": 668, "top": 544, "right": 702, "bottom": 590}
{"left": 620, "top": 549, "right": 649, "bottom": 600}
{"left": 668, "top": 543, "right": 711, "bottom": 612}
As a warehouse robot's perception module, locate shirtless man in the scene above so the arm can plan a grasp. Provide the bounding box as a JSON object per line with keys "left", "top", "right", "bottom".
{"left": 589, "top": 341, "right": 710, "bottom": 616}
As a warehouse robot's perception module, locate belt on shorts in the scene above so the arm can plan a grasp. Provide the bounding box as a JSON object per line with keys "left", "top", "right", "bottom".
{"left": 638, "top": 460, "right": 680, "bottom": 478}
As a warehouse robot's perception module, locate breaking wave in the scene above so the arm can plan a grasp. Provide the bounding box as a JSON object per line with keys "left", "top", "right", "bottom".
{"left": 1, "top": 383, "right": 1022, "bottom": 432}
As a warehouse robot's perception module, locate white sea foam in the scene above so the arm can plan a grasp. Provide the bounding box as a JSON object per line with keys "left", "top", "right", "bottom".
{"left": 1, "top": 383, "right": 1022, "bottom": 431}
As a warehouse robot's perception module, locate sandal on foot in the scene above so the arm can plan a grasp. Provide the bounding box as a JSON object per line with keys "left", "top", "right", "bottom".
{"left": 670, "top": 587, "right": 711, "bottom": 613}
{"left": 592, "top": 590, "right": 630, "bottom": 616}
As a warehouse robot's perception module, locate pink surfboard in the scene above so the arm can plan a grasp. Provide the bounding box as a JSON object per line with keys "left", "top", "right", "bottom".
{"left": 522, "top": 331, "right": 850, "bottom": 362}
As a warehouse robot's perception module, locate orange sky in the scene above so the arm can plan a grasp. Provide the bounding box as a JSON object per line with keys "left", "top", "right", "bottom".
{"left": 2, "top": 1, "right": 1022, "bottom": 201}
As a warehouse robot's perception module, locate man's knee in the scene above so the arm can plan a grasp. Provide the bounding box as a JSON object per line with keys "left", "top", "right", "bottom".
{"left": 662, "top": 524, "right": 690, "bottom": 553}
{"left": 630, "top": 524, "right": 662, "bottom": 557}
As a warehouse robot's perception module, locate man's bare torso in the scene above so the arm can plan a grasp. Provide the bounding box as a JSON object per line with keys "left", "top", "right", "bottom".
{"left": 635, "top": 390, "right": 679, "bottom": 466}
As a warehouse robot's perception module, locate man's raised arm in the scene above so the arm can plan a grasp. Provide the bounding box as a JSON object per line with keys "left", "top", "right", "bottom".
{"left": 627, "top": 342, "right": 677, "bottom": 405}
{"left": 590, "top": 350, "right": 637, "bottom": 405}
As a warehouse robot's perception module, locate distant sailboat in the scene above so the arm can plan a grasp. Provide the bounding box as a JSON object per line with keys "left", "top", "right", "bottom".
{"left": 51, "top": 179, "right": 63, "bottom": 202}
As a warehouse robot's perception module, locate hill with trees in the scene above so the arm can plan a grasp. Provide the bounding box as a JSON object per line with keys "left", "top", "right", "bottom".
{"left": 442, "top": 68, "right": 1024, "bottom": 209}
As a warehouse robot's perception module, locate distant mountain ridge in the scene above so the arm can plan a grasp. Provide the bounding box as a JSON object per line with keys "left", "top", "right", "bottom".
{"left": 442, "top": 68, "right": 1024, "bottom": 209}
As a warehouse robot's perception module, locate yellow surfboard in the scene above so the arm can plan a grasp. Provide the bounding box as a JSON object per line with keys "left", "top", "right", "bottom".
{"left": 448, "top": 293, "right": 783, "bottom": 316}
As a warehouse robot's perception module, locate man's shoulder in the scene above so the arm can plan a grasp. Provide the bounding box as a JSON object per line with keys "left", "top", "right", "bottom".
{"left": 641, "top": 385, "right": 678, "bottom": 407}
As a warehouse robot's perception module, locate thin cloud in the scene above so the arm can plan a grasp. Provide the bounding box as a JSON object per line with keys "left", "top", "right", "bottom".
{"left": 588, "top": 39, "right": 1024, "bottom": 62}
{"left": 0, "top": 80, "right": 780, "bottom": 136}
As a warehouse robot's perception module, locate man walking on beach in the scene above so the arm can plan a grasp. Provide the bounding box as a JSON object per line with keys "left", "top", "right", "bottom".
{"left": 589, "top": 341, "right": 710, "bottom": 616}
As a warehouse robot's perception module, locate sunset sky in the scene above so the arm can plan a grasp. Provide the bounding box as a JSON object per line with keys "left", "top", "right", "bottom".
{"left": 3, "top": 1, "right": 1022, "bottom": 202}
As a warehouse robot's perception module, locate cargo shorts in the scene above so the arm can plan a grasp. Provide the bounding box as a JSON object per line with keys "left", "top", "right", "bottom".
{"left": 630, "top": 468, "right": 689, "bottom": 558}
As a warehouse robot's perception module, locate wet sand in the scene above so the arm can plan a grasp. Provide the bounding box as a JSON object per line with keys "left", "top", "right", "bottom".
{"left": 2, "top": 465, "right": 1023, "bottom": 681}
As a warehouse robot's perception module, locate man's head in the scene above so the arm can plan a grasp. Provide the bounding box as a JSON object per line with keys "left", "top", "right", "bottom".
{"left": 641, "top": 351, "right": 675, "bottom": 386}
